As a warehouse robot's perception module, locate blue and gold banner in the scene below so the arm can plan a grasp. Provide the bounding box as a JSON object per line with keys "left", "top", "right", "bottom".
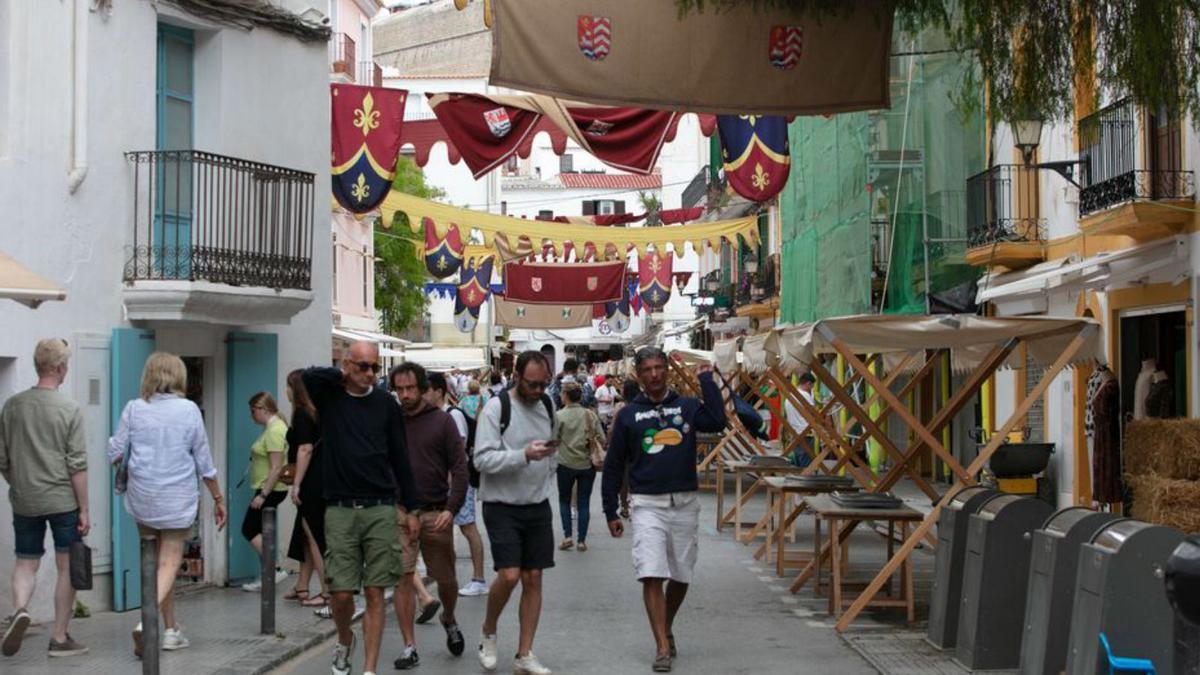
{"left": 332, "top": 84, "right": 408, "bottom": 213}
{"left": 457, "top": 256, "right": 495, "bottom": 310}
{"left": 638, "top": 251, "right": 673, "bottom": 311}
{"left": 717, "top": 114, "right": 790, "bottom": 202}
{"left": 425, "top": 220, "right": 465, "bottom": 279}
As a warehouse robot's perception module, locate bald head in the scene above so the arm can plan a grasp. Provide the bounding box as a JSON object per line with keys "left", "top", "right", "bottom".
{"left": 342, "top": 340, "right": 381, "bottom": 394}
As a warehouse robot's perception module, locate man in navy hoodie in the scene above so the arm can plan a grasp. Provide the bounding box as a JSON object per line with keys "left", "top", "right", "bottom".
{"left": 602, "top": 347, "right": 726, "bottom": 673}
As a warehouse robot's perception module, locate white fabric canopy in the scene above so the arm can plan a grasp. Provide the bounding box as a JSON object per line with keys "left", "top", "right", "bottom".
{"left": 741, "top": 331, "right": 779, "bottom": 374}
{"left": 772, "top": 314, "right": 1102, "bottom": 375}
{"left": 402, "top": 347, "right": 488, "bottom": 371}
{"left": 0, "top": 251, "right": 66, "bottom": 308}
{"left": 713, "top": 338, "right": 740, "bottom": 374}
{"left": 670, "top": 347, "right": 713, "bottom": 367}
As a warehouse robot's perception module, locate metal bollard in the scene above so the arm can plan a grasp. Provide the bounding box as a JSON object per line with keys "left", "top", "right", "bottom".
{"left": 140, "top": 536, "right": 159, "bottom": 674}
{"left": 261, "top": 506, "right": 276, "bottom": 635}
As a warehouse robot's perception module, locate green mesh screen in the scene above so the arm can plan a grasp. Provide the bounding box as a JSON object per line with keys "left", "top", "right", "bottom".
{"left": 780, "top": 27, "right": 985, "bottom": 323}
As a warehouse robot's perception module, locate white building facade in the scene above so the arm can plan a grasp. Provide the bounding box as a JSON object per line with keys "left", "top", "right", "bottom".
{"left": 0, "top": 0, "right": 331, "bottom": 615}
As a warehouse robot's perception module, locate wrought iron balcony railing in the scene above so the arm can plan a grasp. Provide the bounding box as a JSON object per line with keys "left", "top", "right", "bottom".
{"left": 357, "top": 61, "right": 383, "bottom": 87}
{"left": 124, "top": 150, "right": 315, "bottom": 290}
{"left": 330, "top": 33, "right": 356, "bottom": 78}
{"left": 1078, "top": 98, "right": 1195, "bottom": 216}
{"left": 966, "top": 164, "right": 1045, "bottom": 247}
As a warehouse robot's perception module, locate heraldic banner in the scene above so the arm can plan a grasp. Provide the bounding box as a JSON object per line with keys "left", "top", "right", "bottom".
{"left": 717, "top": 114, "right": 790, "bottom": 202}
{"left": 638, "top": 251, "right": 674, "bottom": 311}
{"left": 332, "top": 84, "right": 408, "bottom": 213}
{"left": 457, "top": 256, "right": 495, "bottom": 310}
{"left": 489, "top": 1, "right": 893, "bottom": 115}
{"left": 425, "top": 221, "right": 465, "bottom": 279}
{"left": 494, "top": 296, "right": 592, "bottom": 329}
{"left": 504, "top": 260, "right": 624, "bottom": 305}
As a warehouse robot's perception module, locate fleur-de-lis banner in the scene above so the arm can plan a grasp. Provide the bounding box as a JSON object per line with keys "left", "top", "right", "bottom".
{"left": 454, "top": 295, "right": 479, "bottom": 333}
{"left": 638, "top": 250, "right": 674, "bottom": 310}
{"left": 603, "top": 282, "right": 632, "bottom": 333}
{"left": 332, "top": 84, "right": 408, "bottom": 213}
{"left": 425, "top": 220, "right": 465, "bottom": 279}
{"left": 456, "top": 256, "right": 495, "bottom": 310}
{"left": 717, "top": 114, "right": 790, "bottom": 202}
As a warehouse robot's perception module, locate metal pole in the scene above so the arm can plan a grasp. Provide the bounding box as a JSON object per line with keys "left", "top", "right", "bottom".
{"left": 261, "top": 506, "right": 276, "bottom": 634}
{"left": 140, "top": 536, "right": 159, "bottom": 675}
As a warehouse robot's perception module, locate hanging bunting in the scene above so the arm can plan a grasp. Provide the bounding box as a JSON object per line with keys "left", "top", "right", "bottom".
{"left": 638, "top": 250, "right": 674, "bottom": 310}
{"left": 659, "top": 207, "right": 704, "bottom": 225}
{"left": 627, "top": 275, "right": 644, "bottom": 316}
{"left": 489, "top": 2, "right": 892, "bottom": 116}
{"left": 428, "top": 94, "right": 543, "bottom": 179}
{"left": 424, "top": 220, "right": 465, "bottom": 279}
{"left": 426, "top": 281, "right": 503, "bottom": 300}
{"left": 382, "top": 191, "right": 759, "bottom": 257}
{"left": 494, "top": 296, "right": 592, "bottom": 328}
{"left": 454, "top": 295, "right": 479, "bottom": 333}
{"left": 603, "top": 281, "right": 632, "bottom": 333}
{"left": 503, "top": 260, "right": 624, "bottom": 305}
{"left": 457, "top": 256, "right": 495, "bottom": 309}
{"left": 673, "top": 272, "right": 694, "bottom": 293}
{"left": 332, "top": 85, "right": 408, "bottom": 213}
{"left": 718, "top": 114, "right": 791, "bottom": 202}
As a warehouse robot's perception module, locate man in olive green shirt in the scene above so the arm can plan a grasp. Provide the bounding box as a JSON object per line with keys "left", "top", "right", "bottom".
{"left": 0, "top": 339, "right": 90, "bottom": 658}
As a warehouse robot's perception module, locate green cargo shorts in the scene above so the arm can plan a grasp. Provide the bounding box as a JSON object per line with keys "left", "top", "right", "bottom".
{"left": 323, "top": 504, "right": 402, "bottom": 592}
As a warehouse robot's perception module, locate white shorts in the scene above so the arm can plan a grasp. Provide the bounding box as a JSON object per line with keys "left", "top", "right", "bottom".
{"left": 630, "top": 492, "right": 701, "bottom": 583}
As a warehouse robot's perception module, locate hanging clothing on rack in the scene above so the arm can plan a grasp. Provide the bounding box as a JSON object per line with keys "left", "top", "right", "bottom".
{"left": 1088, "top": 367, "right": 1122, "bottom": 504}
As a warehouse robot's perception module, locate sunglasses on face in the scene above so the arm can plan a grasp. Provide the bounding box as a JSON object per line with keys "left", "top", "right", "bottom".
{"left": 350, "top": 360, "right": 381, "bottom": 374}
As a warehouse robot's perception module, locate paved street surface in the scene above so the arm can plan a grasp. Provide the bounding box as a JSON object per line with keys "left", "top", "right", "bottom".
{"left": 276, "top": 491, "right": 881, "bottom": 675}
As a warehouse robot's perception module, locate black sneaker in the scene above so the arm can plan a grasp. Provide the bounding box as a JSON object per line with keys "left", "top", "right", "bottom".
{"left": 443, "top": 620, "right": 465, "bottom": 657}
{"left": 394, "top": 645, "right": 420, "bottom": 670}
{"left": 415, "top": 599, "right": 441, "bottom": 625}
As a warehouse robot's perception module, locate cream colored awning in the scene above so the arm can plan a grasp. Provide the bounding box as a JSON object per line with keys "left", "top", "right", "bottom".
{"left": 773, "top": 314, "right": 1103, "bottom": 375}
{"left": 0, "top": 251, "right": 66, "bottom": 308}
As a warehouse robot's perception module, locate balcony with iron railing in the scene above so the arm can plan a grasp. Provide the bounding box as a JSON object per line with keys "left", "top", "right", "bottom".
{"left": 122, "top": 150, "right": 316, "bottom": 324}
{"left": 1077, "top": 98, "right": 1195, "bottom": 236}
{"left": 330, "top": 33, "right": 356, "bottom": 80}
{"left": 964, "top": 164, "right": 1046, "bottom": 269}
{"left": 357, "top": 61, "right": 383, "bottom": 87}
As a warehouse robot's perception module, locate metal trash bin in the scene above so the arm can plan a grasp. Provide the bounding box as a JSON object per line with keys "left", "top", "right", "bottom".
{"left": 955, "top": 494, "right": 1053, "bottom": 671}
{"left": 1066, "top": 519, "right": 1185, "bottom": 675}
{"left": 1018, "top": 507, "right": 1119, "bottom": 675}
{"left": 927, "top": 486, "right": 998, "bottom": 650}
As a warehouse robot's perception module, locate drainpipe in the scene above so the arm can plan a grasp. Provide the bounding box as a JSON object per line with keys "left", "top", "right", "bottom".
{"left": 66, "top": 0, "right": 88, "bottom": 193}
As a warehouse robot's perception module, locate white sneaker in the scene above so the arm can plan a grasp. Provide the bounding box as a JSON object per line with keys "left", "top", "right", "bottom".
{"left": 242, "top": 581, "right": 262, "bottom": 592}
{"left": 274, "top": 568, "right": 289, "bottom": 584}
{"left": 513, "top": 652, "right": 552, "bottom": 675}
{"left": 351, "top": 601, "right": 366, "bottom": 622}
{"left": 478, "top": 633, "right": 498, "bottom": 671}
{"left": 331, "top": 633, "right": 355, "bottom": 675}
{"left": 458, "top": 579, "right": 489, "bottom": 597}
{"left": 162, "top": 627, "right": 190, "bottom": 651}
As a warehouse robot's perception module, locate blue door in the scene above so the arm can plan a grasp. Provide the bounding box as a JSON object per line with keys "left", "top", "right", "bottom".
{"left": 226, "top": 331, "right": 278, "bottom": 582}
{"left": 155, "top": 25, "right": 194, "bottom": 278}
{"left": 110, "top": 328, "right": 157, "bottom": 611}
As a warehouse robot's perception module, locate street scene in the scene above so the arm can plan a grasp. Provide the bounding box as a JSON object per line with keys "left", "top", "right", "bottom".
{"left": 1, "top": 1, "right": 1199, "bottom": 674}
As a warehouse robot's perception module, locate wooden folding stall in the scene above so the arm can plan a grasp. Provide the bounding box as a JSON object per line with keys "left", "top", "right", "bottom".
{"left": 759, "top": 315, "right": 1101, "bottom": 630}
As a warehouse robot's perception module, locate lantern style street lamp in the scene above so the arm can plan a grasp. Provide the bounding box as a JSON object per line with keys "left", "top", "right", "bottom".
{"left": 1010, "top": 114, "right": 1082, "bottom": 187}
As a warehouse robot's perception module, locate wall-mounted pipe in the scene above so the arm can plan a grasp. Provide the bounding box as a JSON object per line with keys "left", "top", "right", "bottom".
{"left": 67, "top": 0, "right": 88, "bottom": 193}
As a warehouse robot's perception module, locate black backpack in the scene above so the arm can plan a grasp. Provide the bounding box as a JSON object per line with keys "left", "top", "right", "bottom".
{"left": 498, "top": 390, "right": 555, "bottom": 437}
{"left": 447, "top": 405, "right": 479, "bottom": 488}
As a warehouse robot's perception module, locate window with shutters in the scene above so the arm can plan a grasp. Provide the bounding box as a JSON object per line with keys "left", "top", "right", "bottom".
{"left": 560, "top": 153, "right": 574, "bottom": 173}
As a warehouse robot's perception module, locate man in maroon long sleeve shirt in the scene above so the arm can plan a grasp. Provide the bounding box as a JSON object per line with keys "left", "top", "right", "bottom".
{"left": 389, "top": 363, "right": 469, "bottom": 669}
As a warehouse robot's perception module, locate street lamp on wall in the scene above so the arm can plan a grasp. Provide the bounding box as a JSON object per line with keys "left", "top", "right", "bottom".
{"left": 1010, "top": 114, "right": 1082, "bottom": 188}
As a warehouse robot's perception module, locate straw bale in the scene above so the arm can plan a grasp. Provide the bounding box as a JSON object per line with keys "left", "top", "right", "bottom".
{"left": 1123, "top": 418, "right": 1200, "bottom": 480}
{"left": 1128, "top": 474, "right": 1200, "bottom": 533}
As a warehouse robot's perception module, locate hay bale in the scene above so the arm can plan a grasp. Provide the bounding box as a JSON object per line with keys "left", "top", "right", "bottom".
{"left": 1123, "top": 418, "right": 1200, "bottom": 480}
{"left": 1128, "top": 474, "right": 1200, "bottom": 533}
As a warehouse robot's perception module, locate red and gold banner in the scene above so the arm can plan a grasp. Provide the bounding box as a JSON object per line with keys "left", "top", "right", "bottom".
{"left": 503, "top": 260, "right": 625, "bottom": 305}
{"left": 457, "top": 256, "right": 494, "bottom": 310}
{"left": 717, "top": 114, "right": 791, "bottom": 202}
{"left": 424, "top": 220, "right": 465, "bottom": 279}
{"left": 429, "top": 94, "right": 543, "bottom": 179}
{"left": 638, "top": 251, "right": 673, "bottom": 310}
{"left": 332, "top": 85, "right": 408, "bottom": 213}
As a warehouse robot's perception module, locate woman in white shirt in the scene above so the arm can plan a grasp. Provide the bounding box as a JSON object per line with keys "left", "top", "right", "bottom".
{"left": 108, "top": 352, "right": 226, "bottom": 656}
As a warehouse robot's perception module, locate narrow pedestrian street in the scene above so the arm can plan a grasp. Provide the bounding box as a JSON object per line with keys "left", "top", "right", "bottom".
{"left": 276, "top": 491, "right": 877, "bottom": 675}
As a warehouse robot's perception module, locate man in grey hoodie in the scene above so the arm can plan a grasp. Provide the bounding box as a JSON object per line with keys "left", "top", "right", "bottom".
{"left": 472, "top": 351, "right": 557, "bottom": 675}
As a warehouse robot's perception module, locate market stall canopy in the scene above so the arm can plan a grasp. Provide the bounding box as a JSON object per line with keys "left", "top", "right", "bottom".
{"left": 768, "top": 315, "right": 1103, "bottom": 375}
{"left": 0, "top": 251, "right": 66, "bottom": 308}
{"left": 401, "top": 346, "right": 488, "bottom": 371}
{"left": 489, "top": 1, "right": 893, "bottom": 116}
{"left": 332, "top": 327, "right": 411, "bottom": 346}
{"left": 669, "top": 347, "right": 714, "bottom": 367}
{"left": 381, "top": 191, "right": 759, "bottom": 256}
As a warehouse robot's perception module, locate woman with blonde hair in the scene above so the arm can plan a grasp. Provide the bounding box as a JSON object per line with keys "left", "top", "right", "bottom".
{"left": 240, "top": 391, "right": 290, "bottom": 592}
{"left": 108, "top": 352, "right": 226, "bottom": 656}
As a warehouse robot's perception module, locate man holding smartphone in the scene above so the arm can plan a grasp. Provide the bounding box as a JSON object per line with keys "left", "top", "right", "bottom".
{"left": 472, "top": 351, "right": 557, "bottom": 675}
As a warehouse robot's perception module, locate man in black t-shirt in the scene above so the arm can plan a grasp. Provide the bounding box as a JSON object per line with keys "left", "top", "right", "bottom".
{"left": 303, "top": 341, "right": 419, "bottom": 675}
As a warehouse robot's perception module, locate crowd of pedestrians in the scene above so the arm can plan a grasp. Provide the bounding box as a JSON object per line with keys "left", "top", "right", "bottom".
{"left": 0, "top": 338, "right": 724, "bottom": 674}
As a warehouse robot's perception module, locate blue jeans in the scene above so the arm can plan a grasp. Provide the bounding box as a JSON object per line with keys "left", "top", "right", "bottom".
{"left": 556, "top": 466, "right": 596, "bottom": 543}
{"left": 13, "top": 510, "right": 81, "bottom": 559}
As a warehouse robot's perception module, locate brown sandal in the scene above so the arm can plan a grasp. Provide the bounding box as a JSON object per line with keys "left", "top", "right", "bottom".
{"left": 283, "top": 587, "right": 308, "bottom": 601}
{"left": 301, "top": 593, "right": 329, "bottom": 607}
{"left": 559, "top": 538, "right": 574, "bottom": 551}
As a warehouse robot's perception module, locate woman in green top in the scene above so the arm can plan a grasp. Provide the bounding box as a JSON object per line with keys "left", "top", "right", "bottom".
{"left": 554, "top": 382, "right": 605, "bottom": 552}
{"left": 240, "top": 392, "right": 289, "bottom": 592}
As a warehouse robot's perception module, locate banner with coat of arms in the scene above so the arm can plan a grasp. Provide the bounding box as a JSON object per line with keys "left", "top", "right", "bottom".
{"left": 503, "top": 260, "right": 625, "bottom": 305}
{"left": 424, "top": 220, "right": 465, "bottom": 279}
{"left": 456, "top": 256, "right": 495, "bottom": 310}
{"left": 489, "top": 1, "right": 893, "bottom": 115}
{"left": 331, "top": 84, "right": 408, "bottom": 213}
{"left": 717, "top": 114, "right": 791, "bottom": 202}
{"left": 638, "top": 251, "right": 673, "bottom": 310}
